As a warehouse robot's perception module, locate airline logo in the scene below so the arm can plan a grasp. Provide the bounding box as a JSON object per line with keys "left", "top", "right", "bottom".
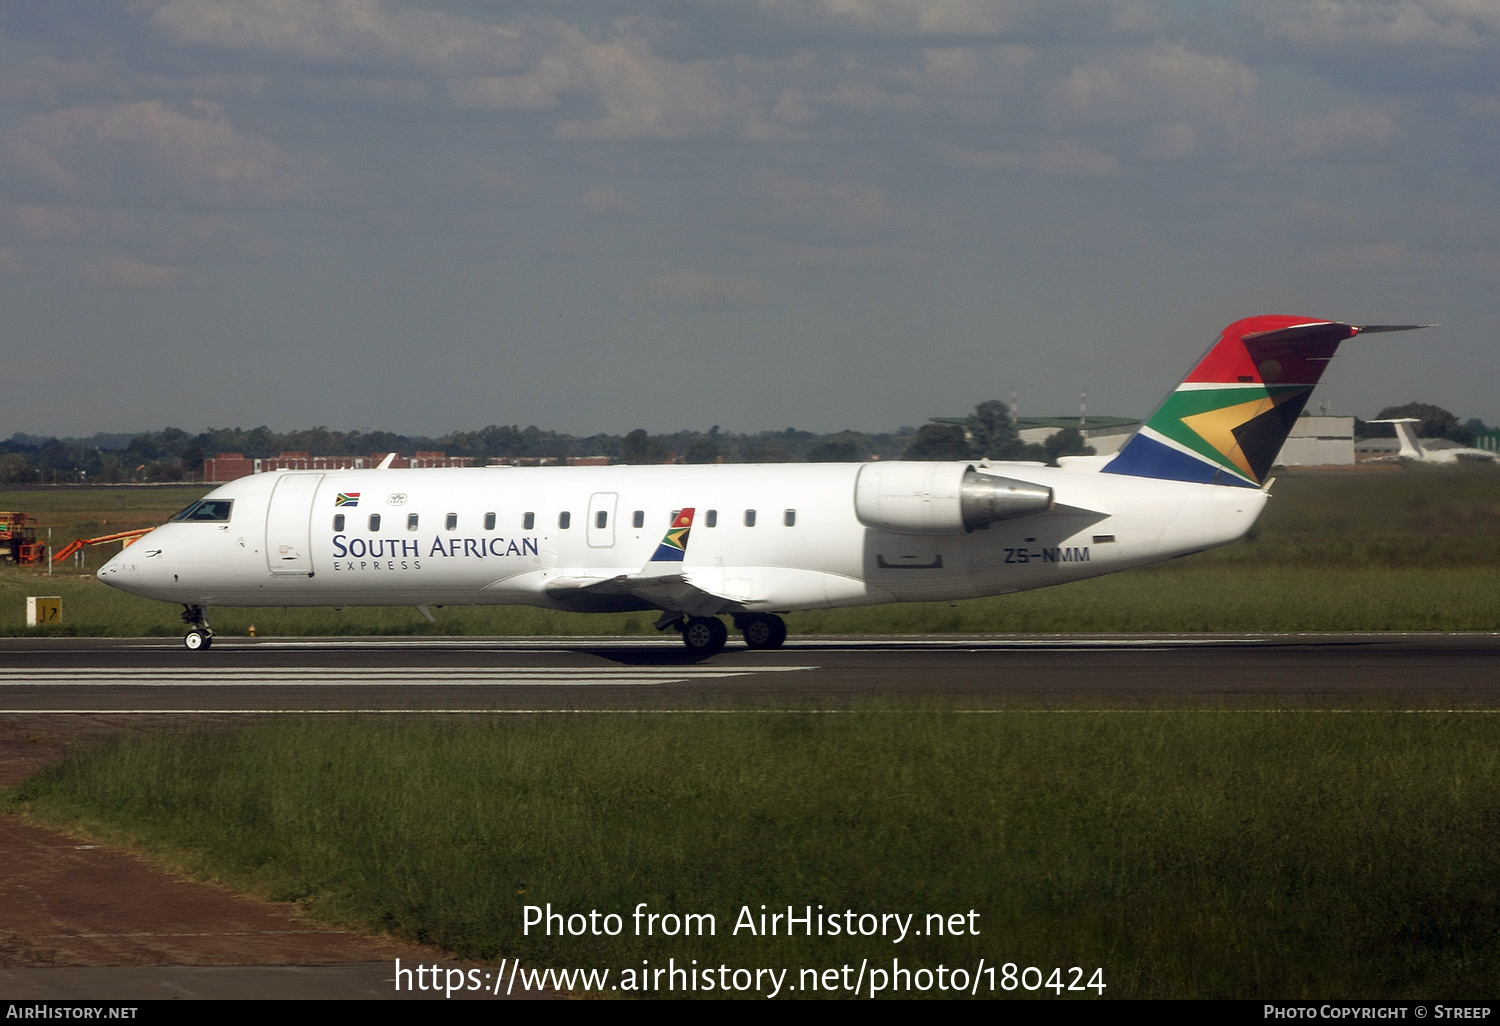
{"left": 650, "top": 507, "right": 695, "bottom": 563}
{"left": 1104, "top": 316, "right": 1353, "bottom": 488}
{"left": 335, "top": 493, "right": 361, "bottom": 507}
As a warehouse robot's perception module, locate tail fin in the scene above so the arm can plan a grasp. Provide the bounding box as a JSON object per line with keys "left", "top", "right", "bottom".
{"left": 1103, "top": 316, "right": 1422, "bottom": 488}
{"left": 1368, "top": 418, "right": 1425, "bottom": 459}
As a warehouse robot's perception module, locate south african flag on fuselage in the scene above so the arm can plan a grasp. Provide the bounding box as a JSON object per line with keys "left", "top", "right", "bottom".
{"left": 335, "top": 493, "right": 361, "bottom": 507}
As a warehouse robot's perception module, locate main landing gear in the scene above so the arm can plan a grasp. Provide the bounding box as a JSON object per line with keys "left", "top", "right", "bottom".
{"left": 671, "top": 613, "right": 788, "bottom": 656}
{"left": 180, "top": 604, "right": 213, "bottom": 651}
{"left": 735, "top": 613, "right": 788, "bottom": 650}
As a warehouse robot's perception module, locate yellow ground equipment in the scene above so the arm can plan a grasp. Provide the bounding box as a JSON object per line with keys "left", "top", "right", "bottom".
{"left": 1, "top": 512, "right": 45, "bottom": 565}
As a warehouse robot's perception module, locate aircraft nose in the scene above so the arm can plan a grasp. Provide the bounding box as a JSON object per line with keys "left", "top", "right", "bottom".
{"left": 97, "top": 545, "right": 149, "bottom": 594}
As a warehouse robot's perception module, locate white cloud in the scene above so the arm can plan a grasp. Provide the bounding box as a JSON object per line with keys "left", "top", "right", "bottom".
{"left": 1286, "top": 106, "right": 1397, "bottom": 159}
{"left": 84, "top": 255, "right": 183, "bottom": 288}
{"left": 755, "top": 170, "right": 900, "bottom": 233}
{"left": 148, "top": 0, "right": 532, "bottom": 75}
{"left": 753, "top": 0, "right": 1160, "bottom": 37}
{"left": 619, "top": 268, "right": 767, "bottom": 307}
{"left": 941, "top": 138, "right": 1121, "bottom": 176}
{"left": 8, "top": 99, "right": 323, "bottom": 205}
{"left": 1140, "top": 121, "right": 1197, "bottom": 159}
{"left": 1248, "top": 0, "right": 1500, "bottom": 49}
{"left": 452, "top": 26, "right": 804, "bottom": 141}
{"left": 1043, "top": 45, "right": 1257, "bottom": 129}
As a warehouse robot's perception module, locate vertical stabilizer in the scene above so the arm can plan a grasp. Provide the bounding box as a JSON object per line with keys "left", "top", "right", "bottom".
{"left": 1103, "top": 316, "right": 1362, "bottom": 488}
{"left": 1369, "top": 418, "right": 1426, "bottom": 460}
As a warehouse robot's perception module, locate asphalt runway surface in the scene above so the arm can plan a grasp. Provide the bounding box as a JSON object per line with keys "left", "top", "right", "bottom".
{"left": 3, "top": 632, "right": 1500, "bottom": 711}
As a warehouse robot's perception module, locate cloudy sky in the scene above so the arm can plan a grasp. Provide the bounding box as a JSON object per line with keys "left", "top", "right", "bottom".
{"left": 1, "top": 1, "right": 1496, "bottom": 439}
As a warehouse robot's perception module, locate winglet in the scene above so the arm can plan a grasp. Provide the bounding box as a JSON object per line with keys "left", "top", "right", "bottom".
{"left": 648, "top": 508, "right": 695, "bottom": 565}
{"left": 376, "top": 452, "right": 397, "bottom": 470}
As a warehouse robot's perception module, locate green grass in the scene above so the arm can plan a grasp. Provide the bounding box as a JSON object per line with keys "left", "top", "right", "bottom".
{"left": 3, "top": 465, "right": 1498, "bottom": 636}
{"left": 10, "top": 711, "right": 1500, "bottom": 998}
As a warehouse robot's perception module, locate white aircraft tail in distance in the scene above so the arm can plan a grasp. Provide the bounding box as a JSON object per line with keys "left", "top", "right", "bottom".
{"left": 1365, "top": 418, "right": 1497, "bottom": 464}
{"left": 99, "top": 315, "right": 1425, "bottom": 655}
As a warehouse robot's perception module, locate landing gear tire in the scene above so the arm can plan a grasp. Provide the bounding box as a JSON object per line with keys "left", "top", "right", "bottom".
{"left": 180, "top": 604, "right": 213, "bottom": 652}
{"left": 740, "top": 614, "right": 788, "bottom": 650}
{"left": 681, "top": 616, "right": 728, "bottom": 657}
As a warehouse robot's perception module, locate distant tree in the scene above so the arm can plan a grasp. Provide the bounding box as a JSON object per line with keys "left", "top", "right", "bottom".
{"left": 621, "top": 429, "right": 650, "bottom": 464}
{"left": 806, "top": 440, "right": 860, "bottom": 462}
{"left": 967, "top": 399, "right": 1029, "bottom": 459}
{"left": 684, "top": 437, "right": 721, "bottom": 464}
{"left": 901, "top": 423, "right": 970, "bottom": 460}
{"left": 0, "top": 453, "right": 37, "bottom": 484}
{"left": 738, "top": 439, "right": 791, "bottom": 462}
{"left": 1043, "top": 426, "right": 1095, "bottom": 464}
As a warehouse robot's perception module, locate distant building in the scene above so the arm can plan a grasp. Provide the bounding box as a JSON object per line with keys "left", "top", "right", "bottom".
{"left": 205, "top": 450, "right": 474, "bottom": 482}
{"left": 1014, "top": 416, "right": 1140, "bottom": 455}
{"left": 204, "top": 451, "right": 611, "bottom": 482}
{"left": 930, "top": 415, "right": 1142, "bottom": 456}
{"left": 1274, "top": 416, "right": 1354, "bottom": 467}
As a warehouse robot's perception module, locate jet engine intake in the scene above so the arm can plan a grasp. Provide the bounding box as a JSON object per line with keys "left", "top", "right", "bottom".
{"left": 854, "top": 463, "right": 1053, "bottom": 535}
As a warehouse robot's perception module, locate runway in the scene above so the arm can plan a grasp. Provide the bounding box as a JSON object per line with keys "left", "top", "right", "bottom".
{"left": 4, "top": 632, "right": 1499, "bottom": 711}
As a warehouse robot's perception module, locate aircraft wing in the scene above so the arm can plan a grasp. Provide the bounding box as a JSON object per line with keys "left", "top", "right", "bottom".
{"left": 545, "top": 570, "right": 735, "bottom": 617}
{"left": 543, "top": 507, "right": 738, "bottom": 616}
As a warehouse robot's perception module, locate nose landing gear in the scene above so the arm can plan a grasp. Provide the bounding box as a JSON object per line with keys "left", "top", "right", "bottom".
{"left": 180, "top": 604, "right": 213, "bottom": 651}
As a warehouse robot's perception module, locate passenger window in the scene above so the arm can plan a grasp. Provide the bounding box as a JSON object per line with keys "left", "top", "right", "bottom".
{"left": 632, "top": 510, "right": 644, "bottom": 529}
{"left": 523, "top": 512, "right": 535, "bottom": 530}
{"left": 407, "top": 513, "right": 419, "bottom": 530}
{"left": 484, "top": 512, "right": 496, "bottom": 531}
{"left": 559, "top": 512, "right": 571, "bottom": 529}
{"left": 368, "top": 513, "right": 382, "bottom": 531}
{"left": 333, "top": 514, "right": 345, "bottom": 532}
{"left": 596, "top": 510, "right": 608, "bottom": 529}
{"left": 706, "top": 509, "right": 717, "bottom": 528}
{"left": 744, "top": 509, "right": 756, "bottom": 527}
{"left": 446, "top": 513, "right": 458, "bottom": 530}
{"left": 784, "top": 509, "right": 796, "bottom": 527}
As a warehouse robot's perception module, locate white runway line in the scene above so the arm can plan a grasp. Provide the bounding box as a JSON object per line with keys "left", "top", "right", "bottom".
{"left": 0, "top": 665, "right": 818, "bottom": 689}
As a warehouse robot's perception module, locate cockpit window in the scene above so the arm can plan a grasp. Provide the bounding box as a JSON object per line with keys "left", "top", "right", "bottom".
{"left": 173, "top": 499, "right": 233, "bottom": 522}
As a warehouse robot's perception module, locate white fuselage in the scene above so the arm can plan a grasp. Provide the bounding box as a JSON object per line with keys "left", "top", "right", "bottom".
{"left": 98, "top": 461, "right": 1267, "bottom": 614}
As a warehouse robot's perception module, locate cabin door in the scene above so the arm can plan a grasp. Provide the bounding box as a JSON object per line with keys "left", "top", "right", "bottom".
{"left": 265, "top": 473, "right": 324, "bottom": 575}
{"left": 587, "top": 492, "right": 617, "bottom": 549}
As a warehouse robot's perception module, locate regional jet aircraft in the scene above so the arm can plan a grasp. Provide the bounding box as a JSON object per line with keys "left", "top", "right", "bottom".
{"left": 98, "top": 315, "right": 1422, "bottom": 655}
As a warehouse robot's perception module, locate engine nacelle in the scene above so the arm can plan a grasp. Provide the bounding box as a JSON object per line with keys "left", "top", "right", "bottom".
{"left": 854, "top": 463, "right": 1054, "bottom": 535}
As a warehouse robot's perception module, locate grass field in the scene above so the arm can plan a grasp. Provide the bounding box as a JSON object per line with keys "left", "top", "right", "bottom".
{"left": 9, "top": 711, "right": 1499, "bottom": 998}
{"left": 3, "top": 464, "right": 1499, "bottom": 636}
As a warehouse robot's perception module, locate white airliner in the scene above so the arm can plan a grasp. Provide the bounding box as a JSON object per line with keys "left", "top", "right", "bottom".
{"left": 99, "top": 315, "right": 1422, "bottom": 654}
{"left": 1366, "top": 418, "right": 1496, "bottom": 464}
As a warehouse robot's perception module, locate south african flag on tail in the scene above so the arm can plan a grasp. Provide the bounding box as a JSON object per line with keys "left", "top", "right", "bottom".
{"left": 1103, "top": 316, "right": 1426, "bottom": 488}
